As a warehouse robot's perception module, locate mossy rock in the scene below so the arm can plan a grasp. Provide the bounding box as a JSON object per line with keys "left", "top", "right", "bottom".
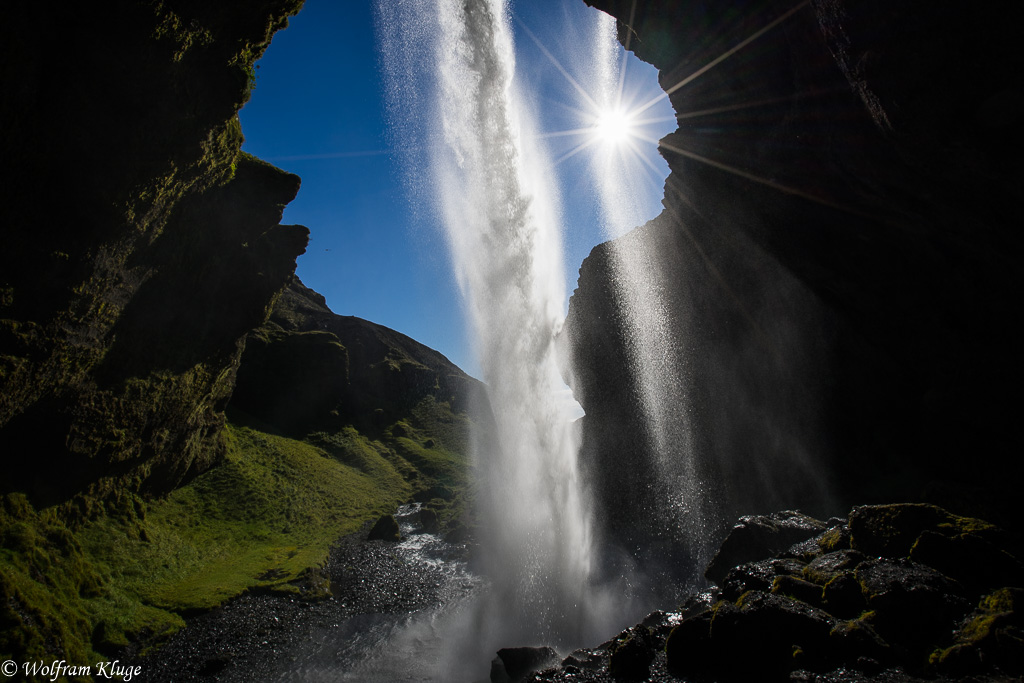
{"left": 720, "top": 558, "right": 806, "bottom": 602}
{"left": 827, "top": 617, "right": 892, "bottom": 672}
{"left": 418, "top": 507, "right": 440, "bottom": 534}
{"left": 910, "top": 528, "right": 1024, "bottom": 595}
{"left": 849, "top": 503, "right": 958, "bottom": 558}
{"left": 850, "top": 503, "right": 1022, "bottom": 597}
{"left": 816, "top": 524, "right": 852, "bottom": 553}
{"left": 930, "top": 587, "right": 1024, "bottom": 677}
{"left": 705, "top": 511, "right": 826, "bottom": 585}
{"left": 713, "top": 591, "right": 836, "bottom": 677}
{"left": 771, "top": 574, "right": 824, "bottom": 607}
{"left": 803, "top": 549, "right": 866, "bottom": 585}
{"left": 855, "top": 558, "right": 972, "bottom": 666}
{"left": 607, "top": 625, "right": 655, "bottom": 680}
{"left": 821, "top": 571, "right": 867, "bottom": 618}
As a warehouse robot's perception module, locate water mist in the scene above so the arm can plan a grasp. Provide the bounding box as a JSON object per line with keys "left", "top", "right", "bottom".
{"left": 588, "top": 15, "right": 718, "bottom": 573}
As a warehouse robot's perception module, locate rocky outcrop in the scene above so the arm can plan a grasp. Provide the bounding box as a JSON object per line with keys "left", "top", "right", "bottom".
{"left": 0, "top": 0, "right": 307, "bottom": 513}
{"left": 230, "top": 277, "right": 485, "bottom": 437}
{"left": 665, "top": 504, "right": 1024, "bottom": 680}
{"left": 567, "top": 0, "right": 1024, "bottom": 551}
{"left": 517, "top": 503, "right": 1024, "bottom": 682}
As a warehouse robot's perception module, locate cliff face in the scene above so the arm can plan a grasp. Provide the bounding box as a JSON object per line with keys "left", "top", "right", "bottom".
{"left": 0, "top": 0, "right": 307, "bottom": 512}
{"left": 568, "top": 0, "right": 1023, "bottom": 544}
{"left": 231, "top": 277, "right": 486, "bottom": 439}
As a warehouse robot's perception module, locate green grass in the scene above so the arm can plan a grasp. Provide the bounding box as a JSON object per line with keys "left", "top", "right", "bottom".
{"left": 2, "top": 402, "right": 471, "bottom": 664}
{"left": 79, "top": 424, "right": 412, "bottom": 637}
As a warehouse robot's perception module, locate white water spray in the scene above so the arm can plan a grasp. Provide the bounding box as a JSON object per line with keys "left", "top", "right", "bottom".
{"left": 379, "top": 0, "right": 608, "bottom": 651}
{"left": 588, "top": 14, "right": 718, "bottom": 566}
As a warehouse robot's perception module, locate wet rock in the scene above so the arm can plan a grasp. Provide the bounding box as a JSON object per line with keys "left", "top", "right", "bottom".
{"left": 491, "top": 646, "right": 560, "bottom": 683}
{"left": 720, "top": 557, "right": 807, "bottom": 602}
{"left": 855, "top": 558, "right": 972, "bottom": 659}
{"left": 930, "top": 587, "right": 1024, "bottom": 677}
{"left": 560, "top": 648, "right": 603, "bottom": 671}
{"left": 771, "top": 575, "right": 825, "bottom": 607}
{"left": 803, "top": 550, "right": 867, "bottom": 585}
{"left": 909, "top": 528, "right": 1024, "bottom": 596}
{"left": 418, "top": 507, "right": 440, "bottom": 534}
{"left": 639, "top": 609, "right": 684, "bottom": 642}
{"left": 705, "top": 511, "right": 826, "bottom": 585}
{"left": 820, "top": 571, "right": 867, "bottom": 619}
{"left": 725, "top": 591, "right": 836, "bottom": 675}
{"left": 826, "top": 617, "right": 892, "bottom": 672}
{"left": 366, "top": 514, "right": 401, "bottom": 542}
{"left": 849, "top": 504, "right": 957, "bottom": 558}
{"left": 664, "top": 608, "right": 715, "bottom": 679}
{"left": 815, "top": 524, "right": 853, "bottom": 554}
{"left": 443, "top": 522, "right": 471, "bottom": 544}
{"left": 607, "top": 625, "right": 655, "bottom": 680}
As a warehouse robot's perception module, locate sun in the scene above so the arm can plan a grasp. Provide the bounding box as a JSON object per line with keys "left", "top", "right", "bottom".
{"left": 592, "top": 106, "right": 636, "bottom": 147}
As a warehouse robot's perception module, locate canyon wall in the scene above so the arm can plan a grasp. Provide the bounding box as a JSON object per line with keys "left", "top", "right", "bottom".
{"left": 0, "top": 0, "right": 308, "bottom": 512}
{"left": 568, "top": 0, "right": 1024, "bottom": 547}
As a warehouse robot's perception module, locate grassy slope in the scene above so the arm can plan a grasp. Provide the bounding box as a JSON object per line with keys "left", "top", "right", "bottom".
{"left": 0, "top": 395, "right": 472, "bottom": 666}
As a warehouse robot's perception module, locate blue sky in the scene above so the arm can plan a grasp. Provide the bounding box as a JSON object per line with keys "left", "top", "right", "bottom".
{"left": 239, "top": 0, "right": 674, "bottom": 377}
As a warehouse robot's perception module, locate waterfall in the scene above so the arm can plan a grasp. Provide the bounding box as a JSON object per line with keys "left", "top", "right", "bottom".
{"left": 378, "top": 0, "right": 609, "bottom": 652}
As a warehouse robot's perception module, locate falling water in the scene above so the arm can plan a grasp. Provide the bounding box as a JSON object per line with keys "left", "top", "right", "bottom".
{"left": 588, "top": 14, "right": 718, "bottom": 572}
{"left": 378, "top": 0, "right": 609, "bottom": 654}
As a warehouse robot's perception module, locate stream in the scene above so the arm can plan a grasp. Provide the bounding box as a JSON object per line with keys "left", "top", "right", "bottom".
{"left": 142, "top": 505, "right": 493, "bottom": 682}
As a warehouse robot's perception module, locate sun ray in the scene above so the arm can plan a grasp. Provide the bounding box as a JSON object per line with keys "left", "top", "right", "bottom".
{"left": 614, "top": 4, "right": 634, "bottom": 108}
{"left": 554, "top": 136, "right": 603, "bottom": 166}
{"left": 674, "top": 88, "right": 851, "bottom": 121}
{"left": 536, "top": 127, "right": 600, "bottom": 140}
{"left": 634, "top": 0, "right": 812, "bottom": 117}
{"left": 515, "top": 15, "right": 601, "bottom": 113}
{"left": 659, "top": 139, "right": 891, "bottom": 223}
{"left": 622, "top": 0, "right": 638, "bottom": 53}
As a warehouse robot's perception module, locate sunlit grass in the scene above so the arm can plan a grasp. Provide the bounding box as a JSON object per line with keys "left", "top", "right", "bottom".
{"left": 2, "top": 399, "right": 472, "bottom": 662}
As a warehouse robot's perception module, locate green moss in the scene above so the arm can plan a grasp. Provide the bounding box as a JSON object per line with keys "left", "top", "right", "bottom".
{"left": 817, "top": 526, "right": 848, "bottom": 553}
{"left": 771, "top": 575, "right": 824, "bottom": 605}
{"left": 929, "top": 588, "right": 1024, "bottom": 674}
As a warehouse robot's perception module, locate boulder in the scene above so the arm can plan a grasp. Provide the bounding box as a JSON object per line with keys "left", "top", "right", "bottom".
{"left": 490, "top": 646, "right": 559, "bottom": 683}
{"left": 418, "top": 507, "right": 440, "bottom": 534}
{"left": 664, "top": 609, "right": 715, "bottom": 679}
{"left": 607, "top": 625, "right": 655, "bottom": 680}
{"left": 855, "top": 558, "right": 972, "bottom": 659}
{"left": 802, "top": 549, "right": 866, "bottom": 585}
{"left": 930, "top": 587, "right": 1024, "bottom": 677}
{"left": 715, "top": 591, "right": 836, "bottom": 677}
{"left": 820, "top": 571, "right": 866, "bottom": 619}
{"left": 366, "top": 514, "right": 401, "bottom": 542}
{"left": 849, "top": 503, "right": 957, "bottom": 558}
{"left": 705, "top": 511, "right": 826, "bottom": 585}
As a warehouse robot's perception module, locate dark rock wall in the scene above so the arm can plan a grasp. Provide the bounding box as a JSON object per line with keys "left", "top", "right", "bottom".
{"left": 0, "top": 0, "right": 307, "bottom": 512}
{"left": 569, "top": 0, "right": 1023, "bottom": 545}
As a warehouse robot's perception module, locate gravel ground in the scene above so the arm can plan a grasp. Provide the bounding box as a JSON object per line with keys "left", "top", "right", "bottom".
{"left": 136, "top": 508, "right": 479, "bottom": 682}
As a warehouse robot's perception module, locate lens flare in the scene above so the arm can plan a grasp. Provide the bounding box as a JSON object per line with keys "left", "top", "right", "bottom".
{"left": 592, "top": 106, "right": 635, "bottom": 146}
